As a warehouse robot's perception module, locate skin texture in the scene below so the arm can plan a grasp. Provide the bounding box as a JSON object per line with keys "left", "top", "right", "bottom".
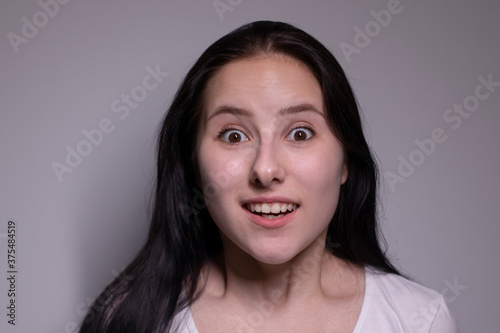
{"left": 192, "top": 55, "right": 364, "bottom": 332}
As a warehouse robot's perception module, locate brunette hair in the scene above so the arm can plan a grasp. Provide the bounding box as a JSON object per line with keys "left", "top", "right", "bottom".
{"left": 79, "top": 20, "right": 399, "bottom": 333}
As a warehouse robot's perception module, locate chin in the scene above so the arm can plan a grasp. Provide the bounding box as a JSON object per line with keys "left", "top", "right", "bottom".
{"left": 246, "top": 241, "right": 302, "bottom": 265}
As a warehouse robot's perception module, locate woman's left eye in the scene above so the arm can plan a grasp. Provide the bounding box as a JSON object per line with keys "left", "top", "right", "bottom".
{"left": 287, "top": 127, "right": 314, "bottom": 142}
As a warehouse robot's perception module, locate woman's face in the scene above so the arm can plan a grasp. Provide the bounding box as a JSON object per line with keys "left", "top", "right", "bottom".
{"left": 196, "top": 55, "right": 347, "bottom": 265}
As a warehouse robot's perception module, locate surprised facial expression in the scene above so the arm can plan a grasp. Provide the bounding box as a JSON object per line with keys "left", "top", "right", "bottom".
{"left": 196, "top": 55, "right": 347, "bottom": 265}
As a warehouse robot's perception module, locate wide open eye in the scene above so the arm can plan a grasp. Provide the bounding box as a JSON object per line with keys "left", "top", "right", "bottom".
{"left": 287, "top": 127, "right": 315, "bottom": 142}
{"left": 219, "top": 128, "right": 249, "bottom": 143}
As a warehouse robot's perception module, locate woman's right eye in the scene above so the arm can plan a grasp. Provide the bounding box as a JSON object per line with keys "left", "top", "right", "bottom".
{"left": 218, "top": 128, "right": 249, "bottom": 143}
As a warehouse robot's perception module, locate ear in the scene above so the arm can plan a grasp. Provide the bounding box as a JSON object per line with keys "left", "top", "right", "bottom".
{"left": 341, "top": 162, "right": 348, "bottom": 185}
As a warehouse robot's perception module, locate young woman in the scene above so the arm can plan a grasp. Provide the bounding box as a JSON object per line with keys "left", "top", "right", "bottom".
{"left": 79, "top": 21, "right": 458, "bottom": 332}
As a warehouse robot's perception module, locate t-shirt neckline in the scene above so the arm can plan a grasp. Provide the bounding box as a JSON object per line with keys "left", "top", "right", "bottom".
{"left": 184, "top": 267, "right": 373, "bottom": 333}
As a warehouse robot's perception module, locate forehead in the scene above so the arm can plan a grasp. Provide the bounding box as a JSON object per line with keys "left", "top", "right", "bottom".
{"left": 202, "top": 55, "right": 323, "bottom": 116}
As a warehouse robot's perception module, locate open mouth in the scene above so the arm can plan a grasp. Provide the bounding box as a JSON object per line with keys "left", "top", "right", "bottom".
{"left": 245, "top": 202, "right": 298, "bottom": 219}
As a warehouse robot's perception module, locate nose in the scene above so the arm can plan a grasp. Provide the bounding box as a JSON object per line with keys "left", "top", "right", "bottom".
{"left": 250, "top": 140, "right": 285, "bottom": 187}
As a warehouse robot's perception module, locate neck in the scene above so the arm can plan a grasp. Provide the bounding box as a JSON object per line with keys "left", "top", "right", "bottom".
{"left": 212, "top": 234, "right": 351, "bottom": 306}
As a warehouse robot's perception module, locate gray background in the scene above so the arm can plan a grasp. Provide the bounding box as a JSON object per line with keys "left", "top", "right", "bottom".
{"left": 1, "top": 0, "right": 499, "bottom": 332}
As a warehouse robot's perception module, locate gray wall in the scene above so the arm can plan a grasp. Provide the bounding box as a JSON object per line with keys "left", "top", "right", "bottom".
{"left": 1, "top": 0, "right": 498, "bottom": 332}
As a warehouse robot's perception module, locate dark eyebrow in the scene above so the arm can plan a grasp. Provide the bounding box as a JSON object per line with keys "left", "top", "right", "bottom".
{"left": 207, "top": 106, "right": 253, "bottom": 121}
{"left": 207, "top": 103, "right": 324, "bottom": 121}
{"left": 279, "top": 103, "right": 324, "bottom": 117}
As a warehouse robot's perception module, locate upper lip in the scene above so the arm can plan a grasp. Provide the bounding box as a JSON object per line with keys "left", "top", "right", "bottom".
{"left": 241, "top": 196, "right": 299, "bottom": 205}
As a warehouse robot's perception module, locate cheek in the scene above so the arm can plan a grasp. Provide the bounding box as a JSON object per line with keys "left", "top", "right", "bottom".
{"left": 291, "top": 150, "right": 344, "bottom": 186}
{"left": 290, "top": 148, "right": 344, "bottom": 213}
{"left": 197, "top": 146, "right": 250, "bottom": 205}
{"left": 197, "top": 149, "right": 252, "bottom": 241}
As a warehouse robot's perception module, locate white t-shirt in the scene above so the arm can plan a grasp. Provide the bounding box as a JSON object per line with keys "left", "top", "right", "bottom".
{"left": 171, "top": 267, "right": 459, "bottom": 332}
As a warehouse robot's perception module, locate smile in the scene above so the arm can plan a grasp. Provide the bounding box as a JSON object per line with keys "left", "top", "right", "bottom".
{"left": 245, "top": 202, "right": 298, "bottom": 219}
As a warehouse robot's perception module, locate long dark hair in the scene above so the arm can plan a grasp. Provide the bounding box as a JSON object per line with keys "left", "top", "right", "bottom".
{"left": 79, "top": 20, "right": 399, "bottom": 333}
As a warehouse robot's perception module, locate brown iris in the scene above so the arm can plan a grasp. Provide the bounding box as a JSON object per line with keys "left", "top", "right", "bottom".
{"left": 293, "top": 130, "right": 307, "bottom": 141}
{"left": 228, "top": 132, "right": 241, "bottom": 143}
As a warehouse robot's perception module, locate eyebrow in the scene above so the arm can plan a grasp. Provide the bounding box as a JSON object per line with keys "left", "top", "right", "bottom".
{"left": 279, "top": 103, "right": 324, "bottom": 117}
{"left": 207, "top": 103, "right": 324, "bottom": 121}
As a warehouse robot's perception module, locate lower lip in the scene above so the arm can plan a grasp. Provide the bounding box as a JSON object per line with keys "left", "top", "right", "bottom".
{"left": 243, "top": 206, "right": 298, "bottom": 229}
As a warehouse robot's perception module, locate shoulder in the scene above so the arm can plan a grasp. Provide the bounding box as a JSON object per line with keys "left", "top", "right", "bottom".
{"left": 171, "top": 306, "right": 198, "bottom": 333}
{"left": 366, "top": 267, "right": 440, "bottom": 306}
{"left": 354, "top": 267, "right": 459, "bottom": 333}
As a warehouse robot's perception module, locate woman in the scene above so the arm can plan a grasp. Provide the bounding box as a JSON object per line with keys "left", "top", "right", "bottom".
{"left": 80, "top": 21, "right": 458, "bottom": 332}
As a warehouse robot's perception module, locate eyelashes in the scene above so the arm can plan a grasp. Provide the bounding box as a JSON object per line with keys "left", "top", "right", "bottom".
{"left": 218, "top": 128, "right": 249, "bottom": 143}
{"left": 287, "top": 127, "right": 314, "bottom": 141}
{"left": 217, "top": 126, "right": 316, "bottom": 144}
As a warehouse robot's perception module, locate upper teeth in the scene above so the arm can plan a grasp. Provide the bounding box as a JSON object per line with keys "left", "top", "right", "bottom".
{"left": 247, "top": 203, "right": 297, "bottom": 214}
